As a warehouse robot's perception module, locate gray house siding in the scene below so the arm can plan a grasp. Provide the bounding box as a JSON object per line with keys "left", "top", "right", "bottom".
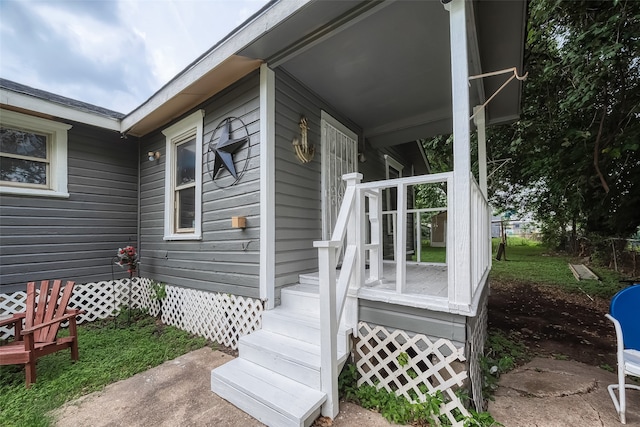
{"left": 0, "top": 121, "right": 138, "bottom": 292}
{"left": 138, "top": 73, "right": 261, "bottom": 297}
{"left": 273, "top": 70, "right": 362, "bottom": 288}
{"left": 359, "top": 299, "right": 466, "bottom": 348}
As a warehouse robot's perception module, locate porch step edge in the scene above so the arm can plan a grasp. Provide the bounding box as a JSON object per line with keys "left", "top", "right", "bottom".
{"left": 280, "top": 283, "right": 320, "bottom": 315}
{"left": 239, "top": 330, "right": 322, "bottom": 388}
{"left": 262, "top": 309, "right": 352, "bottom": 347}
{"left": 298, "top": 273, "right": 320, "bottom": 286}
{"left": 211, "top": 358, "right": 326, "bottom": 427}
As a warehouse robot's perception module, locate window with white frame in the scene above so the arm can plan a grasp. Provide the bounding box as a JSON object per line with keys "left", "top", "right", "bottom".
{"left": 162, "top": 110, "right": 204, "bottom": 240}
{"left": 0, "top": 109, "right": 71, "bottom": 197}
{"left": 384, "top": 154, "right": 404, "bottom": 235}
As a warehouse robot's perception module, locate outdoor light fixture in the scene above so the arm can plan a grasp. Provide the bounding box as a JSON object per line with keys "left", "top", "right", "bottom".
{"left": 147, "top": 151, "right": 160, "bottom": 161}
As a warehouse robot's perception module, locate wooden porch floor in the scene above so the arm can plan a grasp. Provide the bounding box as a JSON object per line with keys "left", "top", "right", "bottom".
{"left": 357, "top": 261, "right": 451, "bottom": 311}
{"left": 363, "top": 261, "right": 448, "bottom": 297}
{"left": 301, "top": 262, "right": 450, "bottom": 312}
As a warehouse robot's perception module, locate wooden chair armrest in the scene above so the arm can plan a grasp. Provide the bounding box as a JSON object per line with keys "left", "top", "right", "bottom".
{"left": 20, "top": 311, "right": 83, "bottom": 335}
{"left": 0, "top": 312, "right": 26, "bottom": 328}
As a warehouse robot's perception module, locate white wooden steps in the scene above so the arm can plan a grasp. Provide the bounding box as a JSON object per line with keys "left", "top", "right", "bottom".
{"left": 211, "top": 279, "right": 352, "bottom": 427}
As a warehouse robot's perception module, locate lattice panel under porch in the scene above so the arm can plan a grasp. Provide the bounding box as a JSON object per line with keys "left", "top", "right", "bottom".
{"left": 159, "top": 287, "right": 263, "bottom": 350}
{"left": 0, "top": 279, "right": 149, "bottom": 339}
{"left": 356, "top": 322, "right": 470, "bottom": 425}
{"left": 1, "top": 279, "right": 262, "bottom": 349}
{"left": 0, "top": 291, "right": 28, "bottom": 339}
{"left": 468, "top": 298, "right": 489, "bottom": 411}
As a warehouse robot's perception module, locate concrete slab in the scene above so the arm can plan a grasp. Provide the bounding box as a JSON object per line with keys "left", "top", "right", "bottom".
{"left": 52, "top": 350, "right": 640, "bottom": 426}
{"left": 489, "top": 357, "right": 640, "bottom": 427}
{"left": 51, "top": 348, "right": 392, "bottom": 427}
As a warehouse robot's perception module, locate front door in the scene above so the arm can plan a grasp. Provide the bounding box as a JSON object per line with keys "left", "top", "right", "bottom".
{"left": 321, "top": 111, "right": 358, "bottom": 240}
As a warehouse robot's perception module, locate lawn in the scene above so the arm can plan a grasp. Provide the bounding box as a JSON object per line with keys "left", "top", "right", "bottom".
{"left": 411, "top": 240, "right": 447, "bottom": 263}
{"left": 0, "top": 310, "right": 207, "bottom": 427}
{"left": 490, "top": 237, "right": 625, "bottom": 298}
{"left": 408, "top": 236, "right": 624, "bottom": 297}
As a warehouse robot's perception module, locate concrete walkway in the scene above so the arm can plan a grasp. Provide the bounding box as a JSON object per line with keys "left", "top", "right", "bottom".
{"left": 489, "top": 357, "right": 640, "bottom": 426}
{"left": 51, "top": 347, "right": 392, "bottom": 427}
{"left": 51, "top": 349, "right": 640, "bottom": 426}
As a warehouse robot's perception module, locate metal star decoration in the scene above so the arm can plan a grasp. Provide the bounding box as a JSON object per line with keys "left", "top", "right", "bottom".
{"left": 211, "top": 119, "right": 249, "bottom": 179}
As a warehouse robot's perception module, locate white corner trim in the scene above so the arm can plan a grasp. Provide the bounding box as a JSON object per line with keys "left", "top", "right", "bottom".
{"left": 260, "top": 64, "right": 276, "bottom": 309}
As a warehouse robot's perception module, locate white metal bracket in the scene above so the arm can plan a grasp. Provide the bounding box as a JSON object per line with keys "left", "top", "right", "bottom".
{"left": 469, "top": 67, "right": 528, "bottom": 121}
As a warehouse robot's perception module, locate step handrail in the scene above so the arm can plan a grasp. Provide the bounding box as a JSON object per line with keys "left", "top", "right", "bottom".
{"left": 313, "top": 172, "right": 362, "bottom": 419}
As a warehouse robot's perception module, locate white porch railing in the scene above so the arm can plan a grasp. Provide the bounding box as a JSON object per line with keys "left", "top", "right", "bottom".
{"left": 314, "top": 171, "right": 492, "bottom": 417}
{"left": 360, "top": 172, "right": 454, "bottom": 292}
{"left": 470, "top": 174, "right": 491, "bottom": 298}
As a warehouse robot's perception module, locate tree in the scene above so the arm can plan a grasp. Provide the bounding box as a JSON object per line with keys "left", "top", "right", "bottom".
{"left": 488, "top": 0, "right": 640, "bottom": 249}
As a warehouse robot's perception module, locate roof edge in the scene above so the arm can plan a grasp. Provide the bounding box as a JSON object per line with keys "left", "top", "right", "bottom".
{"left": 121, "top": 0, "right": 313, "bottom": 134}
{"left": 1, "top": 86, "right": 122, "bottom": 132}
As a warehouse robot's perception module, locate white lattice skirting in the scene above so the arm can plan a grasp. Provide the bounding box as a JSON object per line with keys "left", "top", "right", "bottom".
{"left": 468, "top": 299, "right": 489, "bottom": 411}
{"left": 356, "top": 322, "right": 470, "bottom": 426}
{"left": 0, "top": 278, "right": 263, "bottom": 350}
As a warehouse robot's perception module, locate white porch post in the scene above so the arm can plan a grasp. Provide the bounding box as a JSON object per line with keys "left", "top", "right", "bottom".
{"left": 260, "top": 64, "right": 276, "bottom": 309}
{"left": 448, "top": 0, "right": 472, "bottom": 310}
{"left": 474, "top": 105, "right": 487, "bottom": 198}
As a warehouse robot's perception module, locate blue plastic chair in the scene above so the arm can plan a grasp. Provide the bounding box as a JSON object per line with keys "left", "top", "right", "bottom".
{"left": 606, "top": 284, "right": 640, "bottom": 424}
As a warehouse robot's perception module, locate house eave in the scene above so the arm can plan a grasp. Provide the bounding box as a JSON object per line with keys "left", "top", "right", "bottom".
{"left": 120, "top": 0, "right": 314, "bottom": 137}
{"left": 0, "top": 88, "right": 121, "bottom": 132}
{"left": 121, "top": 56, "right": 262, "bottom": 137}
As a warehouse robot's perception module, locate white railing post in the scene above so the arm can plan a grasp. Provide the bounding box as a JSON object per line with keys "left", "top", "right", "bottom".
{"left": 347, "top": 179, "right": 364, "bottom": 336}
{"left": 395, "top": 183, "right": 406, "bottom": 293}
{"left": 315, "top": 172, "right": 361, "bottom": 419}
{"left": 368, "top": 189, "right": 383, "bottom": 281}
{"left": 317, "top": 240, "right": 339, "bottom": 418}
{"left": 415, "top": 211, "right": 422, "bottom": 263}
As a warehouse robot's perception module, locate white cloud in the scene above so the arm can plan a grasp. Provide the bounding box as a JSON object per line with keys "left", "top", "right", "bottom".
{"left": 0, "top": 0, "right": 270, "bottom": 114}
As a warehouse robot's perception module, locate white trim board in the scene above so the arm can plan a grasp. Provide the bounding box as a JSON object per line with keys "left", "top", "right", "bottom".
{"left": 259, "top": 64, "right": 276, "bottom": 309}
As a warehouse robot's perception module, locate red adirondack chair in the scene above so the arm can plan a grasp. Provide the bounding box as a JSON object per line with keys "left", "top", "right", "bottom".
{"left": 0, "top": 280, "right": 83, "bottom": 387}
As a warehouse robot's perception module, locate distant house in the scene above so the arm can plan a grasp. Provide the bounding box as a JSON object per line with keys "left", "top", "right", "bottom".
{"left": 0, "top": 1, "right": 526, "bottom": 425}
{"left": 430, "top": 211, "right": 448, "bottom": 247}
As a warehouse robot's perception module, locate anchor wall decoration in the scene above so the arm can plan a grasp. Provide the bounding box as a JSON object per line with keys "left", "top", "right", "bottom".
{"left": 292, "top": 116, "right": 314, "bottom": 163}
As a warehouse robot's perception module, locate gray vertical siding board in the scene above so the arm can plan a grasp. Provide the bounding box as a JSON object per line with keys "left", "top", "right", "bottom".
{"left": 138, "top": 73, "right": 261, "bottom": 298}
{"left": 0, "top": 122, "right": 138, "bottom": 292}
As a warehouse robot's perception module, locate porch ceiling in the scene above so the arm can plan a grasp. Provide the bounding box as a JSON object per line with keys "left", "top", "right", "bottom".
{"left": 239, "top": 0, "right": 527, "bottom": 148}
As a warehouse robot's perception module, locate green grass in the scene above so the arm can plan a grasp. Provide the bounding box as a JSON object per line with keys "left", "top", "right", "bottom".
{"left": 0, "top": 310, "right": 208, "bottom": 427}
{"left": 490, "top": 238, "right": 625, "bottom": 298}
{"left": 412, "top": 240, "right": 447, "bottom": 263}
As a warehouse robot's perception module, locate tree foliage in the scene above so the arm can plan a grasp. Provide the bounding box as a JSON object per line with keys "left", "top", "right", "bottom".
{"left": 488, "top": 0, "right": 640, "bottom": 246}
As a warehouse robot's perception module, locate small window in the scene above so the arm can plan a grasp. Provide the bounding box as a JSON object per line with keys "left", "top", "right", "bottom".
{"left": 384, "top": 154, "right": 404, "bottom": 235}
{"left": 0, "top": 109, "right": 71, "bottom": 197}
{"left": 162, "top": 110, "right": 204, "bottom": 240}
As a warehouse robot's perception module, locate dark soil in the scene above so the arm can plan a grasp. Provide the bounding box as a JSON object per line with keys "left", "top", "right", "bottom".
{"left": 488, "top": 280, "right": 617, "bottom": 368}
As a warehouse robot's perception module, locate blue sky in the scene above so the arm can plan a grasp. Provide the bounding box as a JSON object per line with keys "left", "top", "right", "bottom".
{"left": 0, "top": 0, "right": 270, "bottom": 114}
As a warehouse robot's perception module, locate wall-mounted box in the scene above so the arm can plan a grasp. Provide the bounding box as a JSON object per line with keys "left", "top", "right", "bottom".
{"left": 232, "top": 216, "right": 246, "bottom": 229}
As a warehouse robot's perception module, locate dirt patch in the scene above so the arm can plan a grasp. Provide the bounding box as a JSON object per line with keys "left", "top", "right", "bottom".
{"left": 488, "top": 280, "right": 617, "bottom": 368}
